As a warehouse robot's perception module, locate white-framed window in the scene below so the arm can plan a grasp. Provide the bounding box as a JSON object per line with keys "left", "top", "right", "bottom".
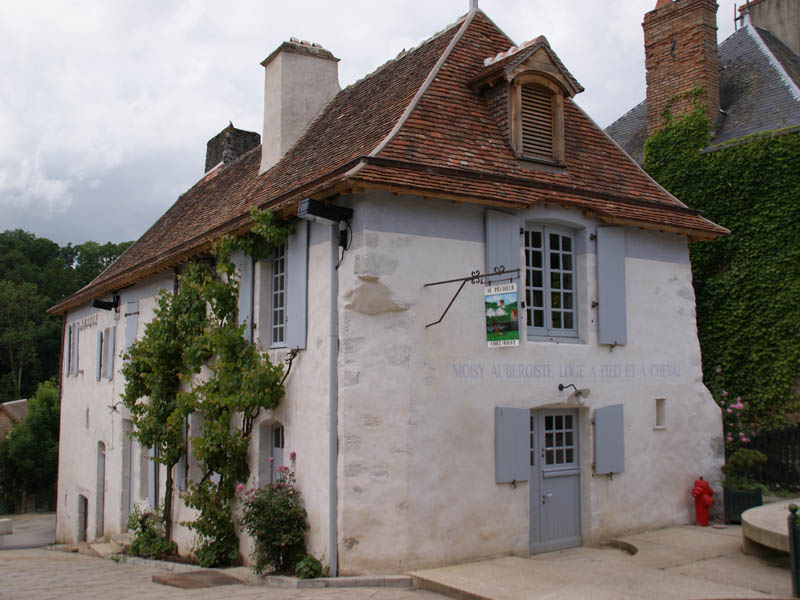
{"left": 524, "top": 225, "right": 577, "bottom": 338}
{"left": 270, "top": 242, "right": 287, "bottom": 347}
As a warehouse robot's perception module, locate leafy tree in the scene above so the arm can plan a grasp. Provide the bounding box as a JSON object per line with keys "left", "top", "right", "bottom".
{"left": 122, "top": 209, "right": 287, "bottom": 561}
{"left": 0, "top": 281, "right": 54, "bottom": 400}
{"left": 0, "top": 380, "right": 60, "bottom": 512}
{"left": 0, "top": 230, "right": 132, "bottom": 402}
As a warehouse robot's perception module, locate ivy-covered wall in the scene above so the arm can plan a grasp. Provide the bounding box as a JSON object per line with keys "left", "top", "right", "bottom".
{"left": 644, "top": 108, "right": 800, "bottom": 430}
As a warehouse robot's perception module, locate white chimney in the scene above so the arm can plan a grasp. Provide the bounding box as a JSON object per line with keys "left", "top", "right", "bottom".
{"left": 260, "top": 40, "right": 340, "bottom": 174}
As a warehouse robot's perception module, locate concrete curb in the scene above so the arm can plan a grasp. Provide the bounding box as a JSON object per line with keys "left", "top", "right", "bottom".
{"left": 75, "top": 550, "right": 413, "bottom": 589}
{"left": 117, "top": 554, "right": 206, "bottom": 572}
{"left": 250, "top": 574, "right": 412, "bottom": 588}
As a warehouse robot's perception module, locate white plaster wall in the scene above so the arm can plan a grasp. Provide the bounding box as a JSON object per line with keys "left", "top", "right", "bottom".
{"left": 56, "top": 272, "right": 174, "bottom": 544}
{"left": 334, "top": 191, "right": 723, "bottom": 574}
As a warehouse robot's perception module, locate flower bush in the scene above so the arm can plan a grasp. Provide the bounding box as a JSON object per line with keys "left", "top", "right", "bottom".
{"left": 239, "top": 462, "right": 309, "bottom": 574}
{"left": 708, "top": 365, "right": 756, "bottom": 454}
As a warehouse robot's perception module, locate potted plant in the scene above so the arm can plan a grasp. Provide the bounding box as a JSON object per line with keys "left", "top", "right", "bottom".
{"left": 722, "top": 448, "right": 767, "bottom": 524}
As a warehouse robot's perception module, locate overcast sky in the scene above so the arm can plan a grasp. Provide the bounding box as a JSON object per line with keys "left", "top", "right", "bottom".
{"left": 0, "top": 0, "right": 741, "bottom": 246}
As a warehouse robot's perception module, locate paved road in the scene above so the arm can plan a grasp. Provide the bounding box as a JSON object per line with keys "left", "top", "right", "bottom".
{"left": 0, "top": 513, "right": 55, "bottom": 550}
{"left": 0, "top": 548, "right": 444, "bottom": 600}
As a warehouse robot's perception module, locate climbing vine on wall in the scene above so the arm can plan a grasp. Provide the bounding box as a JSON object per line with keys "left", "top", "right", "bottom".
{"left": 122, "top": 208, "right": 289, "bottom": 566}
{"left": 644, "top": 94, "right": 800, "bottom": 433}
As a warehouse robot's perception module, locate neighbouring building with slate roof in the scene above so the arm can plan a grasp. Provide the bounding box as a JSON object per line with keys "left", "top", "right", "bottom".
{"left": 607, "top": 0, "right": 800, "bottom": 164}
{"left": 49, "top": 6, "right": 726, "bottom": 574}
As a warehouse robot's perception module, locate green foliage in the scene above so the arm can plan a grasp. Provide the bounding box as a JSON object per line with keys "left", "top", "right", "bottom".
{"left": 721, "top": 448, "right": 767, "bottom": 490}
{"left": 295, "top": 554, "right": 324, "bottom": 580}
{"left": 0, "top": 230, "right": 131, "bottom": 402}
{"left": 239, "top": 465, "right": 309, "bottom": 574}
{"left": 121, "top": 209, "right": 287, "bottom": 564}
{"left": 0, "top": 380, "right": 60, "bottom": 512}
{"left": 126, "top": 505, "right": 177, "bottom": 559}
{"left": 644, "top": 99, "right": 800, "bottom": 433}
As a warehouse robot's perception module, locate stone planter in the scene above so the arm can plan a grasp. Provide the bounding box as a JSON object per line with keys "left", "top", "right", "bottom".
{"left": 724, "top": 487, "right": 763, "bottom": 524}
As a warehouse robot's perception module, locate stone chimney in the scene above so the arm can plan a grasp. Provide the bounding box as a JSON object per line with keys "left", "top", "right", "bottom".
{"left": 205, "top": 123, "right": 261, "bottom": 173}
{"left": 643, "top": 0, "right": 720, "bottom": 134}
{"left": 260, "top": 39, "right": 340, "bottom": 174}
{"left": 740, "top": 0, "right": 800, "bottom": 55}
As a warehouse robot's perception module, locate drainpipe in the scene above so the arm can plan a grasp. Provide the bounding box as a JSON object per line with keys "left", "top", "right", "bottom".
{"left": 328, "top": 223, "right": 339, "bottom": 577}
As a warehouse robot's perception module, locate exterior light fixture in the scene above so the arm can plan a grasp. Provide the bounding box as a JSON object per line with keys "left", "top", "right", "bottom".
{"left": 297, "top": 198, "right": 353, "bottom": 225}
{"left": 558, "top": 383, "right": 591, "bottom": 404}
{"left": 92, "top": 295, "right": 119, "bottom": 311}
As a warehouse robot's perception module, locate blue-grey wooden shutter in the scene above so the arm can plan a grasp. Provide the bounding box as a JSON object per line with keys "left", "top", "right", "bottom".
{"left": 73, "top": 325, "right": 80, "bottom": 374}
{"left": 236, "top": 252, "right": 254, "bottom": 343}
{"left": 495, "top": 406, "right": 530, "bottom": 483}
{"left": 596, "top": 227, "right": 627, "bottom": 345}
{"left": 96, "top": 330, "right": 103, "bottom": 381}
{"left": 286, "top": 220, "right": 309, "bottom": 350}
{"left": 148, "top": 446, "right": 157, "bottom": 508}
{"left": 106, "top": 326, "right": 116, "bottom": 380}
{"left": 66, "top": 324, "right": 72, "bottom": 376}
{"left": 125, "top": 302, "right": 139, "bottom": 351}
{"left": 485, "top": 210, "right": 520, "bottom": 275}
{"left": 176, "top": 417, "right": 187, "bottom": 491}
{"left": 594, "top": 404, "right": 624, "bottom": 475}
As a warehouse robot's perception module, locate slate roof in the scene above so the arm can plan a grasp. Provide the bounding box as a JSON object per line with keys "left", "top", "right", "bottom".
{"left": 607, "top": 24, "right": 800, "bottom": 162}
{"left": 50, "top": 9, "right": 727, "bottom": 315}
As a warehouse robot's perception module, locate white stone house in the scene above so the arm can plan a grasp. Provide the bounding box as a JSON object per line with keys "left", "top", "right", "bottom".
{"left": 49, "top": 7, "right": 728, "bottom": 575}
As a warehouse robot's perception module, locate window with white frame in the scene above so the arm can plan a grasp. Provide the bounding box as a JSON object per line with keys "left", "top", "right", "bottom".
{"left": 524, "top": 225, "right": 577, "bottom": 337}
{"left": 270, "top": 242, "right": 287, "bottom": 347}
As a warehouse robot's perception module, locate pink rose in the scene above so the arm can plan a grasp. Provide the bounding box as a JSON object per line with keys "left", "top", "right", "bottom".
{"left": 727, "top": 433, "right": 733, "bottom": 442}
{"left": 290, "top": 451, "right": 296, "bottom": 461}
{"left": 726, "top": 408, "right": 732, "bottom": 414}
{"left": 236, "top": 483, "right": 243, "bottom": 491}
{"left": 742, "top": 436, "right": 750, "bottom": 443}
{"left": 268, "top": 456, "right": 274, "bottom": 463}
{"left": 721, "top": 390, "right": 728, "bottom": 397}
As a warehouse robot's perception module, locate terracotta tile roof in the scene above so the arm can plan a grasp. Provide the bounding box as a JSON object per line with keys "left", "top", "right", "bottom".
{"left": 50, "top": 9, "right": 726, "bottom": 315}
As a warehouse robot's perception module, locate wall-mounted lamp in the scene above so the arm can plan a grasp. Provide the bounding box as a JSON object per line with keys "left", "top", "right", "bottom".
{"left": 92, "top": 295, "right": 120, "bottom": 311}
{"left": 558, "top": 383, "right": 591, "bottom": 405}
{"left": 297, "top": 198, "right": 353, "bottom": 248}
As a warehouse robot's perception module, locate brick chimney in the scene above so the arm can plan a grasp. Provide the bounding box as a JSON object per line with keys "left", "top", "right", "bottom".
{"left": 205, "top": 123, "right": 261, "bottom": 173}
{"left": 643, "top": 0, "right": 719, "bottom": 134}
{"left": 260, "top": 39, "right": 340, "bottom": 174}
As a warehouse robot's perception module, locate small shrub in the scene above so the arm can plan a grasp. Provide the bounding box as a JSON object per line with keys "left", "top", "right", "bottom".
{"left": 295, "top": 554, "right": 323, "bottom": 579}
{"left": 240, "top": 465, "right": 308, "bottom": 574}
{"left": 126, "top": 505, "right": 177, "bottom": 559}
{"left": 722, "top": 448, "right": 767, "bottom": 490}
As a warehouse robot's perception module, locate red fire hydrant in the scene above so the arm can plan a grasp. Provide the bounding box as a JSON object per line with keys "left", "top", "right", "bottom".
{"left": 692, "top": 477, "right": 714, "bottom": 526}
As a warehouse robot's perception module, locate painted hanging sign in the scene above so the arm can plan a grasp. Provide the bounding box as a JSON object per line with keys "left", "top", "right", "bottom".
{"left": 485, "top": 283, "right": 519, "bottom": 347}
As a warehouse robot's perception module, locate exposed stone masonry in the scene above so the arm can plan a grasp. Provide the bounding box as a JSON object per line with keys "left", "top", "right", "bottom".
{"left": 205, "top": 124, "right": 260, "bottom": 173}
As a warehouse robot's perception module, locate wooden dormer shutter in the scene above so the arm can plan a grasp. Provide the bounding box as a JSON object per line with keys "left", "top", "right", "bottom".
{"left": 520, "top": 86, "right": 554, "bottom": 161}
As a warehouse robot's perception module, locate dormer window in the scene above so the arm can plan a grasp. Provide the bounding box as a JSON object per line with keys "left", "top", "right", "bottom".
{"left": 512, "top": 75, "right": 565, "bottom": 164}
{"left": 470, "top": 37, "right": 583, "bottom": 167}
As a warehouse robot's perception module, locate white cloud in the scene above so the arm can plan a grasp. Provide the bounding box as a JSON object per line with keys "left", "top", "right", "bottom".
{"left": 0, "top": 0, "right": 742, "bottom": 244}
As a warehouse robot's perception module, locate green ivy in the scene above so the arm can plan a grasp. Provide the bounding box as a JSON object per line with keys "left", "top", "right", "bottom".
{"left": 644, "top": 99, "right": 800, "bottom": 433}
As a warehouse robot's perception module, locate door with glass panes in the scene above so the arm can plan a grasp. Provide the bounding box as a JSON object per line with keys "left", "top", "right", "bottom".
{"left": 529, "top": 409, "right": 581, "bottom": 553}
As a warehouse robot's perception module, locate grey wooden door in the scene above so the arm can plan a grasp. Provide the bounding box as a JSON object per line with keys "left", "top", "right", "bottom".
{"left": 530, "top": 409, "right": 581, "bottom": 553}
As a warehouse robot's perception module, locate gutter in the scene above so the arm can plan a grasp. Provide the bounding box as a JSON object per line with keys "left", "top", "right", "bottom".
{"left": 328, "top": 223, "right": 340, "bottom": 576}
